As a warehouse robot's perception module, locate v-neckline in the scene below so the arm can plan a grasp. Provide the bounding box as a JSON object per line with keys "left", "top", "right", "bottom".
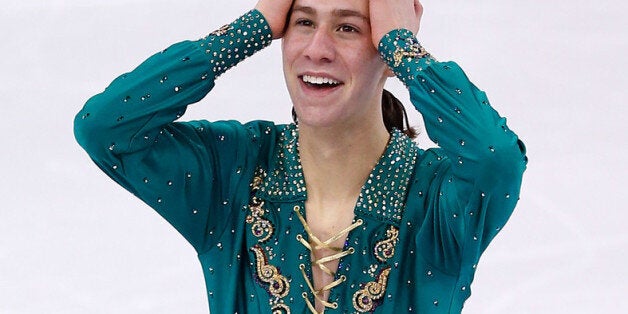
{"left": 259, "top": 124, "right": 418, "bottom": 225}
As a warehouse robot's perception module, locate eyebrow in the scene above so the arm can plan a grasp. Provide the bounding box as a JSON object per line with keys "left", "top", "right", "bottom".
{"left": 292, "top": 5, "right": 315, "bottom": 15}
{"left": 292, "top": 5, "right": 369, "bottom": 22}
{"left": 332, "top": 9, "right": 369, "bottom": 22}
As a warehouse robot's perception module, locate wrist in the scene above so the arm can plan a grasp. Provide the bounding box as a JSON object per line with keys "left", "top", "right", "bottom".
{"left": 197, "top": 9, "right": 273, "bottom": 78}
{"left": 377, "top": 29, "right": 433, "bottom": 84}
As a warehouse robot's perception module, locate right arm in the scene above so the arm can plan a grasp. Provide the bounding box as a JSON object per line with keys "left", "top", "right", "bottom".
{"left": 74, "top": 9, "right": 274, "bottom": 253}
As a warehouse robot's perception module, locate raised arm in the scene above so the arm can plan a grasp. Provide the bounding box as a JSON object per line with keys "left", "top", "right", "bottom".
{"left": 371, "top": 0, "right": 527, "bottom": 272}
{"left": 74, "top": 9, "right": 276, "bottom": 253}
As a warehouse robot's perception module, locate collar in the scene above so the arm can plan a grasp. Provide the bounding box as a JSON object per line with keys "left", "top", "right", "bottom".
{"left": 259, "top": 124, "right": 418, "bottom": 225}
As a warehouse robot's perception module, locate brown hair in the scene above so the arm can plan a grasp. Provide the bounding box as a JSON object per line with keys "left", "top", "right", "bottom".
{"left": 381, "top": 89, "right": 417, "bottom": 139}
{"left": 291, "top": 89, "right": 417, "bottom": 139}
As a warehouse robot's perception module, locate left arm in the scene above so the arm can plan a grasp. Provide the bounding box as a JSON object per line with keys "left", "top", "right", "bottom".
{"left": 371, "top": 0, "right": 528, "bottom": 271}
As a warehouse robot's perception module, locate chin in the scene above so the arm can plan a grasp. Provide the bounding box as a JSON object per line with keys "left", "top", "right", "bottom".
{"left": 292, "top": 108, "right": 336, "bottom": 128}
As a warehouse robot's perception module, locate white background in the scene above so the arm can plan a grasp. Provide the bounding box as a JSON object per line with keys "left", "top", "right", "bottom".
{"left": 1, "top": 0, "right": 626, "bottom": 313}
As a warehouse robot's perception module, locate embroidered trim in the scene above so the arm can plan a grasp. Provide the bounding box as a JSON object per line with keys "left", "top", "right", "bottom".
{"left": 247, "top": 169, "right": 291, "bottom": 312}
{"left": 378, "top": 29, "right": 436, "bottom": 85}
{"left": 260, "top": 124, "right": 306, "bottom": 200}
{"left": 354, "top": 129, "right": 418, "bottom": 224}
{"left": 393, "top": 43, "right": 429, "bottom": 67}
{"left": 352, "top": 267, "right": 391, "bottom": 313}
{"left": 271, "top": 302, "right": 290, "bottom": 314}
{"left": 374, "top": 226, "right": 400, "bottom": 263}
{"left": 251, "top": 245, "right": 290, "bottom": 298}
{"left": 199, "top": 9, "right": 272, "bottom": 78}
{"left": 263, "top": 127, "right": 418, "bottom": 224}
{"left": 246, "top": 170, "right": 274, "bottom": 243}
{"left": 208, "top": 24, "right": 232, "bottom": 37}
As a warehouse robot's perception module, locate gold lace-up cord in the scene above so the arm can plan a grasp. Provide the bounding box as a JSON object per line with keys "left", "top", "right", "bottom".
{"left": 293, "top": 206, "right": 363, "bottom": 313}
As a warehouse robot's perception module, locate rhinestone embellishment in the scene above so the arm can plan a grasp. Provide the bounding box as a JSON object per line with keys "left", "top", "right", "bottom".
{"left": 209, "top": 24, "right": 232, "bottom": 37}
{"left": 352, "top": 267, "right": 391, "bottom": 312}
{"left": 246, "top": 170, "right": 274, "bottom": 243}
{"left": 374, "top": 226, "right": 400, "bottom": 262}
{"left": 251, "top": 245, "right": 290, "bottom": 298}
{"left": 393, "top": 43, "right": 429, "bottom": 67}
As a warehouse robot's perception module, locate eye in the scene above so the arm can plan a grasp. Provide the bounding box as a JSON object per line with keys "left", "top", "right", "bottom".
{"left": 295, "top": 18, "right": 314, "bottom": 27}
{"left": 337, "top": 24, "right": 359, "bottom": 33}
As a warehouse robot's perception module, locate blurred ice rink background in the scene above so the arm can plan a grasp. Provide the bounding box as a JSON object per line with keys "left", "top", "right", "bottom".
{"left": 0, "top": 0, "right": 626, "bottom": 313}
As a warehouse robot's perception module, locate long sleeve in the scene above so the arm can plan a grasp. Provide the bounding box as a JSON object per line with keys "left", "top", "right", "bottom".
{"left": 379, "top": 29, "right": 528, "bottom": 273}
{"left": 74, "top": 10, "right": 273, "bottom": 253}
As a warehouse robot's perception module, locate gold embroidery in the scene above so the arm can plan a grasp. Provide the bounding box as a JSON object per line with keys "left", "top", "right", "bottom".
{"left": 251, "top": 245, "right": 290, "bottom": 298}
{"left": 271, "top": 302, "right": 290, "bottom": 314}
{"left": 209, "top": 24, "right": 232, "bottom": 37}
{"left": 247, "top": 170, "right": 291, "bottom": 312}
{"left": 373, "top": 226, "right": 399, "bottom": 262}
{"left": 248, "top": 200, "right": 273, "bottom": 242}
{"left": 393, "top": 44, "right": 429, "bottom": 67}
{"left": 246, "top": 172, "right": 274, "bottom": 243}
{"left": 352, "top": 267, "right": 391, "bottom": 313}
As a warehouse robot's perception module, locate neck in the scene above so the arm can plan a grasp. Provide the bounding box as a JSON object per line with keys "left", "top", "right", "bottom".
{"left": 298, "top": 120, "right": 390, "bottom": 211}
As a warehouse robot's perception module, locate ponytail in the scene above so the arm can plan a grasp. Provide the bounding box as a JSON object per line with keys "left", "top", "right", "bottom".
{"left": 382, "top": 89, "right": 417, "bottom": 139}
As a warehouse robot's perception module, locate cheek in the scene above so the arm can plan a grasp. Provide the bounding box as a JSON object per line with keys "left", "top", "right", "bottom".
{"left": 352, "top": 44, "right": 386, "bottom": 73}
{"left": 281, "top": 36, "right": 307, "bottom": 74}
{"left": 280, "top": 40, "right": 292, "bottom": 67}
{"left": 351, "top": 53, "right": 387, "bottom": 85}
{"left": 281, "top": 40, "right": 299, "bottom": 86}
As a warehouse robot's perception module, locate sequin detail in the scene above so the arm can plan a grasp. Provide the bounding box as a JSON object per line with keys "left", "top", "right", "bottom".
{"left": 200, "top": 10, "right": 272, "bottom": 78}
{"left": 392, "top": 40, "right": 429, "bottom": 67}
{"left": 378, "top": 29, "right": 436, "bottom": 86}
{"left": 248, "top": 170, "right": 291, "bottom": 312}
{"left": 251, "top": 245, "right": 290, "bottom": 298}
{"left": 354, "top": 129, "right": 418, "bottom": 224}
{"left": 352, "top": 267, "right": 391, "bottom": 312}
{"left": 246, "top": 170, "right": 274, "bottom": 242}
{"left": 271, "top": 303, "right": 290, "bottom": 314}
{"left": 374, "top": 226, "right": 399, "bottom": 263}
{"left": 259, "top": 125, "right": 306, "bottom": 200}
{"left": 209, "top": 24, "right": 232, "bottom": 37}
{"left": 261, "top": 126, "right": 417, "bottom": 224}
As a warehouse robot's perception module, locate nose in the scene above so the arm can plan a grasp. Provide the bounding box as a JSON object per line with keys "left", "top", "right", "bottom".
{"left": 303, "top": 28, "right": 336, "bottom": 63}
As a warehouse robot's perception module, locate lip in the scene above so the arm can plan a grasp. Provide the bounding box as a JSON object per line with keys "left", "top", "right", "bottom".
{"left": 297, "top": 72, "right": 344, "bottom": 97}
{"left": 298, "top": 71, "right": 344, "bottom": 84}
{"left": 298, "top": 77, "right": 343, "bottom": 97}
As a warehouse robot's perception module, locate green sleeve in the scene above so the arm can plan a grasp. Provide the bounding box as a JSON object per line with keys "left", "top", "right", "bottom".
{"left": 379, "top": 29, "right": 528, "bottom": 272}
{"left": 74, "top": 10, "right": 273, "bottom": 253}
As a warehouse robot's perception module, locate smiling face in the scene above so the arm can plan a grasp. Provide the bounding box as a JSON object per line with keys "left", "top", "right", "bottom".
{"left": 281, "top": 0, "right": 389, "bottom": 130}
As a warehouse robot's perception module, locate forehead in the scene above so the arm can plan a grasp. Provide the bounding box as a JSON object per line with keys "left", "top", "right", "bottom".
{"left": 291, "top": 0, "right": 369, "bottom": 16}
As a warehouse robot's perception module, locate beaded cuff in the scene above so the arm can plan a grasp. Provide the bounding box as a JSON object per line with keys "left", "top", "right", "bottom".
{"left": 378, "top": 29, "right": 433, "bottom": 85}
{"left": 198, "top": 9, "right": 273, "bottom": 78}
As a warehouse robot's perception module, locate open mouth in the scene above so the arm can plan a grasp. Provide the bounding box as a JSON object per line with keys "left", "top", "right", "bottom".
{"left": 300, "top": 75, "right": 343, "bottom": 89}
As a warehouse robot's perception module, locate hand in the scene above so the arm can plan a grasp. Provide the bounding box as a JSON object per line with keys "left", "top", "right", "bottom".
{"left": 255, "top": 0, "right": 294, "bottom": 39}
{"left": 369, "top": 0, "right": 423, "bottom": 49}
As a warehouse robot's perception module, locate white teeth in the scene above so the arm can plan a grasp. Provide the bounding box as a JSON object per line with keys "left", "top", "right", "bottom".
{"left": 302, "top": 75, "right": 340, "bottom": 85}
